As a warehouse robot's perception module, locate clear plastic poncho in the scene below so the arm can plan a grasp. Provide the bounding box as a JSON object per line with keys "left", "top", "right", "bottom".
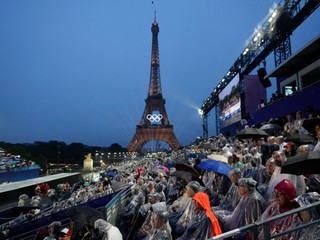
{"left": 94, "top": 219, "right": 123, "bottom": 240}
{"left": 216, "top": 178, "right": 267, "bottom": 233}
{"left": 290, "top": 192, "right": 320, "bottom": 240}
{"left": 215, "top": 183, "right": 241, "bottom": 211}
{"left": 148, "top": 219, "right": 172, "bottom": 240}
{"left": 176, "top": 210, "right": 211, "bottom": 240}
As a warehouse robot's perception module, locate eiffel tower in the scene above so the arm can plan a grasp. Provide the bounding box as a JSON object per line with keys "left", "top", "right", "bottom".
{"left": 128, "top": 16, "right": 180, "bottom": 152}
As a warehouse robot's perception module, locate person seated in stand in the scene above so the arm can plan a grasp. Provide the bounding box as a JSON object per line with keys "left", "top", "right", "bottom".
{"left": 258, "top": 179, "right": 299, "bottom": 240}
{"left": 119, "top": 185, "right": 144, "bottom": 237}
{"left": 305, "top": 106, "right": 317, "bottom": 119}
{"left": 294, "top": 111, "right": 306, "bottom": 133}
{"left": 177, "top": 192, "right": 222, "bottom": 240}
{"left": 44, "top": 221, "right": 62, "bottom": 240}
{"left": 142, "top": 210, "right": 172, "bottom": 240}
{"left": 290, "top": 192, "right": 320, "bottom": 240}
{"left": 127, "top": 191, "right": 159, "bottom": 240}
{"left": 270, "top": 93, "right": 277, "bottom": 103}
{"left": 283, "top": 114, "right": 296, "bottom": 136}
{"left": 265, "top": 151, "right": 306, "bottom": 203}
{"left": 283, "top": 142, "right": 296, "bottom": 158}
{"left": 174, "top": 181, "right": 201, "bottom": 239}
{"left": 216, "top": 178, "right": 267, "bottom": 238}
{"left": 213, "top": 169, "right": 241, "bottom": 212}
{"left": 258, "top": 158, "right": 275, "bottom": 196}
{"left": 275, "top": 90, "right": 284, "bottom": 100}
{"left": 313, "top": 124, "right": 320, "bottom": 153}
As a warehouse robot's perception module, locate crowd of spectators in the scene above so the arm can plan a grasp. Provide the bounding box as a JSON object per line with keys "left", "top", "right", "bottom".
{"left": 1, "top": 107, "right": 320, "bottom": 240}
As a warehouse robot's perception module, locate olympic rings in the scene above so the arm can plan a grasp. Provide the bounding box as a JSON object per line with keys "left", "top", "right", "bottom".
{"left": 147, "top": 114, "right": 163, "bottom": 123}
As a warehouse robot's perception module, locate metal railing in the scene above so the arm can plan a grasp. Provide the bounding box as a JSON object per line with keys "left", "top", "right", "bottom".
{"left": 104, "top": 185, "right": 131, "bottom": 226}
{"left": 209, "top": 200, "right": 320, "bottom": 240}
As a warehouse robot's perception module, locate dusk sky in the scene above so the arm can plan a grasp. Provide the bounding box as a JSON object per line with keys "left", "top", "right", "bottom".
{"left": 1, "top": 1, "right": 319, "bottom": 148}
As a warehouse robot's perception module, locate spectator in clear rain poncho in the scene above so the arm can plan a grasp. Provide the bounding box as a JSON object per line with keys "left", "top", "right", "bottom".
{"left": 137, "top": 201, "right": 168, "bottom": 240}
{"left": 154, "top": 182, "right": 166, "bottom": 202}
{"left": 126, "top": 191, "right": 160, "bottom": 240}
{"left": 203, "top": 171, "right": 231, "bottom": 207}
{"left": 265, "top": 151, "right": 306, "bottom": 203}
{"left": 257, "top": 157, "right": 276, "bottom": 196}
{"left": 119, "top": 185, "right": 144, "bottom": 236}
{"left": 142, "top": 210, "right": 172, "bottom": 240}
{"left": 258, "top": 179, "right": 299, "bottom": 240}
{"left": 241, "top": 153, "right": 259, "bottom": 182}
{"left": 44, "top": 221, "right": 62, "bottom": 240}
{"left": 174, "top": 181, "right": 201, "bottom": 239}
{"left": 177, "top": 192, "right": 222, "bottom": 240}
{"left": 213, "top": 168, "right": 241, "bottom": 212}
{"left": 167, "top": 179, "right": 189, "bottom": 236}
{"left": 93, "top": 219, "right": 122, "bottom": 240}
{"left": 290, "top": 192, "right": 320, "bottom": 240}
{"left": 216, "top": 177, "right": 267, "bottom": 236}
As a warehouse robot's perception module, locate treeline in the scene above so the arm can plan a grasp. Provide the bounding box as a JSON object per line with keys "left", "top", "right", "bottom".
{"left": 0, "top": 141, "right": 127, "bottom": 170}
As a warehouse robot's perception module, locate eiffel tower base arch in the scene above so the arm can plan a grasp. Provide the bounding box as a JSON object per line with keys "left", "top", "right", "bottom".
{"left": 128, "top": 126, "right": 180, "bottom": 152}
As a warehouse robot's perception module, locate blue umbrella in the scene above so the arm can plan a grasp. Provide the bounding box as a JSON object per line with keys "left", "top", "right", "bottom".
{"left": 188, "top": 153, "right": 206, "bottom": 159}
{"left": 197, "top": 159, "right": 233, "bottom": 176}
{"left": 106, "top": 171, "right": 117, "bottom": 177}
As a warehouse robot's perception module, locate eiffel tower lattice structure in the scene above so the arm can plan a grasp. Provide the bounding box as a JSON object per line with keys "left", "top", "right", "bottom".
{"left": 128, "top": 17, "right": 180, "bottom": 152}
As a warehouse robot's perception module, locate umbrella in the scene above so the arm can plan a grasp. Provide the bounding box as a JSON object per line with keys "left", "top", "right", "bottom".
{"left": 285, "top": 134, "right": 316, "bottom": 145}
{"left": 302, "top": 118, "right": 320, "bottom": 133}
{"left": 281, "top": 152, "right": 320, "bottom": 175}
{"left": 260, "top": 124, "right": 283, "bottom": 135}
{"left": 260, "top": 123, "right": 282, "bottom": 131}
{"left": 197, "top": 160, "right": 233, "bottom": 176}
{"left": 170, "top": 170, "right": 205, "bottom": 186}
{"left": 207, "top": 154, "right": 229, "bottom": 164}
{"left": 66, "top": 206, "right": 103, "bottom": 226}
{"left": 236, "top": 128, "right": 268, "bottom": 139}
{"left": 106, "top": 171, "right": 117, "bottom": 177}
{"left": 175, "top": 163, "right": 200, "bottom": 177}
{"left": 187, "top": 153, "right": 207, "bottom": 159}
{"left": 171, "top": 170, "right": 193, "bottom": 182}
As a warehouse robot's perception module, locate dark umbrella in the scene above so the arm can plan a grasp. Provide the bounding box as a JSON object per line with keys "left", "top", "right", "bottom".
{"left": 302, "top": 118, "right": 320, "bottom": 134}
{"left": 260, "top": 124, "right": 283, "bottom": 135}
{"left": 281, "top": 152, "right": 320, "bottom": 175}
{"left": 66, "top": 206, "right": 103, "bottom": 226}
{"left": 236, "top": 128, "right": 268, "bottom": 139}
{"left": 197, "top": 160, "right": 233, "bottom": 176}
{"left": 171, "top": 170, "right": 193, "bottom": 182}
{"left": 171, "top": 170, "right": 205, "bottom": 186}
{"left": 285, "top": 134, "right": 316, "bottom": 145}
{"left": 175, "top": 163, "right": 200, "bottom": 177}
